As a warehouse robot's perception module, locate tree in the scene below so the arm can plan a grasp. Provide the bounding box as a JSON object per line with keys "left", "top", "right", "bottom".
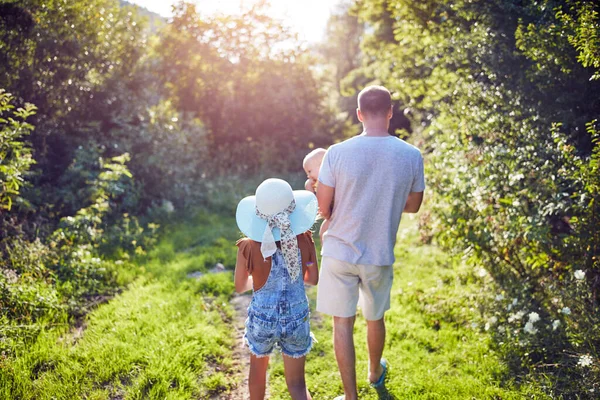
{"left": 350, "top": 0, "right": 600, "bottom": 394}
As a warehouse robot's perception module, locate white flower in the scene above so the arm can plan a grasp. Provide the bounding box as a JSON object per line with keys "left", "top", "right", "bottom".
{"left": 495, "top": 294, "right": 505, "bottom": 301}
{"left": 1, "top": 269, "right": 18, "bottom": 284}
{"left": 508, "top": 311, "right": 525, "bottom": 323}
{"left": 477, "top": 268, "right": 487, "bottom": 277}
{"left": 552, "top": 320, "right": 561, "bottom": 331}
{"left": 561, "top": 307, "right": 571, "bottom": 315}
{"left": 577, "top": 354, "right": 594, "bottom": 368}
{"left": 162, "top": 200, "right": 175, "bottom": 213}
{"left": 528, "top": 312, "right": 540, "bottom": 323}
{"left": 574, "top": 270, "right": 585, "bottom": 280}
{"left": 485, "top": 316, "right": 498, "bottom": 331}
{"left": 512, "top": 298, "right": 518, "bottom": 306}
{"left": 524, "top": 321, "right": 538, "bottom": 334}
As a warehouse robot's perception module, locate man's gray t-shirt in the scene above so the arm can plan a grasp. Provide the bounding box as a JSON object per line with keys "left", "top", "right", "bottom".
{"left": 318, "top": 134, "right": 425, "bottom": 266}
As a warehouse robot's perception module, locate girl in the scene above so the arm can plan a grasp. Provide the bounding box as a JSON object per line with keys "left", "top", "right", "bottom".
{"left": 234, "top": 178, "right": 319, "bottom": 400}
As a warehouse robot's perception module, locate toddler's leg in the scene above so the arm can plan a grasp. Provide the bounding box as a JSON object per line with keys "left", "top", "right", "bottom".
{"left": 282, "top": 355, "right": 312, "bottom": 400}
{"left": 249, "top": 354, "right": 269, "bottom": 400}
{"left": 319, "top": 219, "right": 330, "bottom": 243}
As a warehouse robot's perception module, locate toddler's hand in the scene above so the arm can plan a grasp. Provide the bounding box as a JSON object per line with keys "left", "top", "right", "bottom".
{"left": 305, "top": 178, "right": 316, "bottom": 193}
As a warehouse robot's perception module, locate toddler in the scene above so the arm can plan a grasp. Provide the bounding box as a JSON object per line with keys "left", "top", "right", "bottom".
{"left": 303, "top": 148, "right": 330, "bottom": 241}
{"left": 234, "top": 178, "right": 319, "bottom": 400}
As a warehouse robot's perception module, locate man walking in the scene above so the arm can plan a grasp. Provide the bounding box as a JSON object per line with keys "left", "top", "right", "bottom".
{"left": 316, "top": 85, "right": 425, "bottom": 399}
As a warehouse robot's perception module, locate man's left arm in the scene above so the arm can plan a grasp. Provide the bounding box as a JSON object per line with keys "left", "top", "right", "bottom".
{"left": 404, "top": 152, "right": 425, "bottom": 213}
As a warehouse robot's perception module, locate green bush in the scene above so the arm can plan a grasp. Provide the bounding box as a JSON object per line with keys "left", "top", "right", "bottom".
{"left": 0, "top": 90, "right": 36, "bottom": 211}
{"left": 347, "top": 0, "right": 600, "bottom": 395}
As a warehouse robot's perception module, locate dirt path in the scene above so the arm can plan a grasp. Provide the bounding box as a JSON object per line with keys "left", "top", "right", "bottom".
{"left": 217, "top": 292, "right": 273, "bottom": 400}
{"left": 224, "top": 293, "right": 252, "bottom": 399}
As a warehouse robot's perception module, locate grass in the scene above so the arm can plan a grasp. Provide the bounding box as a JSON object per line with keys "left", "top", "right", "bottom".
{"left": 1, "top": 208, "right": 548, "bottom": 399}
{"left": 266, "top": 215, "right": 548, "bottom": 399}
{"left": 0, "top": 211, "right": 240, "bottom": 400}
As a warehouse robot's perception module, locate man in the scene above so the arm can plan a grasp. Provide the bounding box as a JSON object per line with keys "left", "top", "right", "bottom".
{"left": 316, "top": 85, "right": 425, "bottom": 399}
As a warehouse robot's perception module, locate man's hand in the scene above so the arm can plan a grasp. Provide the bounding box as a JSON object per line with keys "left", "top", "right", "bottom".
{"left": 316, "top": 182, "right": 334, "bottom": 220}
{"left": 404, "top": 191, "right": 424, "bottom": 213}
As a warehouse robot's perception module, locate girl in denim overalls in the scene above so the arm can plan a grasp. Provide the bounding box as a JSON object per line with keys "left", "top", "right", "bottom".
{"left": 235, "top": 179, "right": 319, "bottom": 400}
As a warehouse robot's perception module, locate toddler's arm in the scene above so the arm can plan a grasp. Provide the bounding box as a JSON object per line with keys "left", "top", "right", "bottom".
{"left": 302, "top": 232, "right": 319, "bottom": 285}
{"left": 305, "top": 178, "right": 316, "bottom": 193}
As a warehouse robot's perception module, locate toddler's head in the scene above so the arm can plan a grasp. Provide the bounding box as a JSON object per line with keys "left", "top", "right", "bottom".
{"left": 303, "top": 148, "right": 326, "bottom": 182}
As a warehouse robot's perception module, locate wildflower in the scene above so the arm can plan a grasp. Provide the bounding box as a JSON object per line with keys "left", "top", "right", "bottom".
{"left": 552, "top": 320, "right": 561, "bottom": 331}
{"left": 524, "top": 321, "right": 538, "bottom": 334}
{"left": 485, "top": 316, "right": 498, "bottom": 331}
{"left": 528, "top": 312, "right": 540, "bottom": 323}
{"left": 162, "top": 200, "right": 175, "bottom": 213}
{"left": 574, "top": 270, "right": 585, "bottom": 280}
{"left": 578, "top": 355, "right": 593, "bottom": 368}
{"left": 495, "top": 294, "right": 504, "bottom": 301}
{"left": 1, "top": 269, "right": 18, "bottom": 284}
{"left": 508, "top": 311, "right": 525, "bottom": 323}
{"left": 561, "top": 307, "right": 571, "bottom": 315}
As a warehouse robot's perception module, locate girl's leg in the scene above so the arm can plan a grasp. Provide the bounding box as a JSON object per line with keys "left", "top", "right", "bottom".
{"left": 249, "top": 354, "right": 270, "bottom": 400}
{"left": 282, "top": 355, "right": 312, "bottom": 400}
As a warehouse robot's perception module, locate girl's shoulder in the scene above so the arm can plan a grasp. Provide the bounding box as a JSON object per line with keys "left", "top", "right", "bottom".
{"left": 297, "top": 231, "right": 315, "bottom": 245}
{"left": 236, "top": 237, "right": 260, "bottom": 248}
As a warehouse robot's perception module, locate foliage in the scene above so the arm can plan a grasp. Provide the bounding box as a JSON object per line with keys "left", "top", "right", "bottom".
{"left": 1, "top": 208, "right": 239, "bottom": 399}
{"left": 155, "top": 2, "right": 343, "bottom": 173}
{"left": 0, "top": 90, "right": 36, "bottom": 211}
{"left": 344, "top": 0, "right": 600, "bottom": 396}
{"left": 0, "top": 149, "right": 154, "bottom": 356}
{"left": 0, "top": 0, "right": 146, "bottom": 181}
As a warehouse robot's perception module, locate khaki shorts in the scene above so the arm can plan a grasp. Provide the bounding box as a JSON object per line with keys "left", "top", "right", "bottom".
{"left": 316, "top": 257, "right": 393, "bottom": 321}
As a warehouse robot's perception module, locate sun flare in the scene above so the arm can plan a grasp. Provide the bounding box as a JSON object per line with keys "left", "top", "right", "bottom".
{"left": 127, "top": 0, "right": 339, "bottom": 43}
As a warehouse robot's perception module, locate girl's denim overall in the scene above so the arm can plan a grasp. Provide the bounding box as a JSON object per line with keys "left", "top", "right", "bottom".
{"left": 244, "top": 249, "right": 313, "bottom": 358}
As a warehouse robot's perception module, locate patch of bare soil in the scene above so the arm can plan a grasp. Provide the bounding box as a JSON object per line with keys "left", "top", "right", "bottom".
{"left": 216, "top": 292, "right": 254, "bottom": 400}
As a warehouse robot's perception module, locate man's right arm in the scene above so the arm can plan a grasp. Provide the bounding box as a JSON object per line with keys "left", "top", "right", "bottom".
{"left": 317, "top": 183, "right": 334, "bottom": 219}
{"left": 404, "top": 191, "right": 424, "bottom": 213}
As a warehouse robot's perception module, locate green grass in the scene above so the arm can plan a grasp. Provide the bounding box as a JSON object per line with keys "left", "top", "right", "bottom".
{"left": 1, "top": 210, "right": 548, "bottom": 399}
{"left": 0, "top": 211, "right": 240, "bottom": 400}
{"left": 267, "top": 215, "right": 548, "bottom": 399}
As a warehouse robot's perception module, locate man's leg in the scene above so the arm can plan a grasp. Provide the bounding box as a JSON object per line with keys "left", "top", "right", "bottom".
{"left": 249, "top": 354, "right": 269, "bottom": 400}
{"left": 358, "top": 264, "right": 393, "bottom": 384}
{"left": 333, "top": 315, "right": 358, "bottom": 400}
{"left": 367, "top": 317, "right": 385, "bottom": 383}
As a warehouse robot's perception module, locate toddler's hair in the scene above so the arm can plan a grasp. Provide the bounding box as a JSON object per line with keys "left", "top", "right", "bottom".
{"left": 303, "top": 148, "right": 327, "bottom": 166}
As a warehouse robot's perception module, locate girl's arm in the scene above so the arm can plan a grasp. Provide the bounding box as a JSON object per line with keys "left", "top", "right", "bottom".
{"left": 234, "top": 246, "right": 253, "bottom": 293}
{"left": 303, "top": 261, "right": 319, "bottom": 286}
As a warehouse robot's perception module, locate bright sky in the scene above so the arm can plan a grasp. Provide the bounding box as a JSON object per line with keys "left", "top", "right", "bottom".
{"left": 128, "top": 0, "right": 340, "bottom": 43}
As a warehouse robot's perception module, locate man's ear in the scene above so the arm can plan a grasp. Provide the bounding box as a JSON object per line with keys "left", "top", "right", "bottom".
{"left": 357, "top": 108, "right": 364, "bottom": 122}
{"left": 387, "top": 106, "right": 393, "bottom": 120}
